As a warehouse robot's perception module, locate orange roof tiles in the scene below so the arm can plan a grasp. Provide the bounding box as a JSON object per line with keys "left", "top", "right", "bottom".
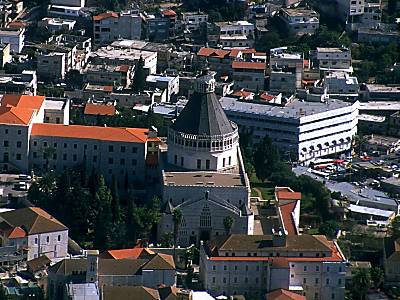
{"left": 31, "top": 123, "right": 151, "bottom": 143}
{"left": 93, "top": 12, "right": 119, "bottom": 21}
{"left": 276, "top": 191, "right": 302, "bottom": 200}
{"left": 198, "top": 48, "right": 231, "bottom": 59}
{"left": 232, "top": 89, "right": 253, "bottom": 98}
{"left": 259, "top": 92, "right": 276, "bottom": 102}
{"left": 84, "top": 103, "right": 116, "bottom": 116}
{"left": 232, "top": 61, "right": 266, "bottom": 70}
{"left": 0, "top": 94, "right": 45, "bottom": 125}
{"left": 266, "top": 289, "right": 306, "bottom": 300}
{"left": 101, "top": 248, "right": 155, "bottom": 259}
{"left": 278, "top": 201, "right": 297, "bottom": 236}
{"left": 161, "top": 9, "right": 177, "bottom": 16}
{"left": 8, "top": 226, "right": 26, "bottom": 239}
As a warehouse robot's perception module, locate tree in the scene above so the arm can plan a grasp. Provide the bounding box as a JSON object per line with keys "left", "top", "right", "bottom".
{"left": 173, "top": 209, "right": 182, "bottom": 247}
{"left": 132, "top": 56, "right": 146, "bottom": 92}
{"left": 390, "top": 216, "right": 400, "bottom": 238}
{"left": 370, "top": 267, "right": 384, "bottom": 289}
{"left": 254, "top": 136, "right": 280, "bottom": 182}
{"left": 223, "top": 216, "right": 234, "bottom": 235}
{"left": 318, "top": 220, "right": 339, "bottom": 238}
{"left": 110, "top": 175, "right": 121, "bottom": 222}
{"left": 0, "top": 284, "right": 9, "bottom": 300}
{"left": 352, "top": 268, "right": 371, "bottom": 300}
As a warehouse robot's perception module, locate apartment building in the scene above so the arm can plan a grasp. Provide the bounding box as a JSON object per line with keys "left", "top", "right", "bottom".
{"left": 0, "top": 94, "right": 159, "bottom": 185}
{"left": 182, "top": 12, "right": 208, "bottom": 31}
{"left": 0, "top": 70, "right": 37, "bottom": 95}
{"left": 39, "top": 17, "right": 76, "bottom": 33}
{"left": 269, "top": 47, "right": 304, "bottom": 94}
{"left": 216, "top": 21, "right": 255, "bottom": 38}
{"left": 90, "top": 46, "right": 157, "bottom": 75}
{"left": 37, "top": 52, "right": 66, "bottom": 80}
{"left": 280, "top": 8, "right": 320, "bottom": 36}
{"left": 323, "top": 71, "right": 359, "bottom": 95}
{"left": 316, "top": 47, "right": 352, "bottom": 73}
{"left": 232, "top": 61, "right": 266, "bottom": 91}
{"left": 0, "top": 207, "right": 68, "bottom": 261}
{"left": 336, "top": 0, "right": 365, "bottom": 22}
{"left": 220, "top": 97, "right": 359, "bottom": 163}
{"left": 0, "top": 28, "right": 24, "bottom": 53}
{"left": 200, "top": 234, "right": 347, "bottom": 300}
{"left": 84, "top": 64, "right": 133, "bottom": 88}
{"left": 93, "top": 10, "right": 142, "bottom": 45}
{"left": 146, "top": 74, "right": 179, "bottom": 102}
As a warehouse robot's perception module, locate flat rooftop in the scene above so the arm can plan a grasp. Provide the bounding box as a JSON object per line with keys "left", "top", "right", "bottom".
{"left": 220, "top": 97, "right": 354, "bottom": 120}
{"left": 281, "top": 8, "right": 318, "bottom": 17}
{"left": 358, "top": 114, "right": 386, "bottom": 123}
{"left": 366, "top": 84, "right": 400, "bottom": 92}
{"left": 360, "top": 102, "right": 400, "bottom": 111}
{"left": 163, "top": 171, "right": 246, "bottom": 187}
{"left": 44, "top": 99, "right": 66, "bottom": 110}
{"left": 317, "top": 47, "right": 349, "bottom": 53}
{"left": 91, "top": 47, "right": 156, "bottom": 60}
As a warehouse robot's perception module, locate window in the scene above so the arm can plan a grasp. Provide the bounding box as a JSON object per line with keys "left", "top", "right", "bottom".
{"left": 327, "top": 266, "right": 330, "bottom": 272}
{"left": 132, "top": 159, "right": 137, "bottom": 166}
{"left": 331, "top": 293, "right": 335, "bottom": 299}
{"left": 132, "top": 147, "right": 137, "bottom": 153}
{"left": 120, "top": 158, "right": 125, "bottom": 165}
{"left": 228, "top": 156, "right": 231, "bottom": 165}
{"left": 326, "top": 278, "right": 330, "bottom": 285}
{"left": 197, "top": 159, "right": 201, "bottom": 169}
{"left": 212, "top": 266, "right": 216, "bottom": 271}
{"left": 223, "top": 278, "right": 226, "bottom": 283}
{"left": 304, "top": 266, "right": 307, "bottom": 271}
{"left": 206, "top": 159, "right": 210, "bottom": 169}
{"left": 94, "top": 145, "right": 97, "bottom": 150}
{"left": 180, "top": 157, "right": 184, "bottom": 167}
{"left": 338, "top": 278, "right": 342, "bottom": 285}
{"left": 234, "top": 277, "right": 237, "bottom": 283}
{"left": 73, "top": 144, "right": 77, "bottom": 149}
{"left": 108, "top": 158, "right": 114, "bottom": 164}
{"left": 17, "top": 130, "right": 21, "bottom": 135}
{"left": 43, "top": 142, "right": 47, "bottom": 147}
{"left": 223, "top": 157, "right": 226, "bottom": 167}
{"left": 3, "top": 141, "right": 8, "bottom": 147}
{"left": 212, "top": 277, "right": 216, "bottom": 283}
{"left": 121, "top": 146, "right": 126, "bottom": 153}
{"left": 303, "top": 278, "right": 307, "bottom": 284}
{"left": 316, "top": 266, "right": 320, "bottom": 272}
{"left": 16, "top": 154, "right": 21, "bottom": 160}
{"left": 63, "top": 154, "right": 67, "bottom": 160}
{"left": 35, "top": 238, "right": 38, "bottom": 244}
{"left": 4, "top": 129, "right": 7, "bottom": 134}
{"left": 33, "top": 141, "right": 37, "bottom": 146}
{"left": 73, "top": 154, "right": 77, "bottom": 161}
{"left": 46, "top": 236, "right": 49, "bottom": 243}
{"left": 245, "top": 265, "right": 249, "bottom": 271}
{"left": 64, "top": 143, "right": 67, "bottom": 148}
{"left": 315, "top": 278, "right": 319, "bottom": 284}
{"left": 16, "top": 141, "right": 21, "bottom": 148}
{"left": 224, "top": 266, "right": 227, "bottom": 270}
{"left": 174, "top": 155, "right": 177, "bottom": 164}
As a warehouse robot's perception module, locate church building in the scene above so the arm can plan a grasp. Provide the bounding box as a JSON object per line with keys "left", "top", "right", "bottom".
{"left": 158, "top": 70, "right": 254, "bottom": 247}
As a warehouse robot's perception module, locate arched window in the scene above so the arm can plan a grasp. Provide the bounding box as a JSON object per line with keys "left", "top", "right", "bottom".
{"left": 200, "top": 205, "right": 211, "bottom": 228}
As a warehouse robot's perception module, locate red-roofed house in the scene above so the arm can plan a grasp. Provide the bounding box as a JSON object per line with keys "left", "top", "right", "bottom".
{"left": 93, "top": 10, "right": 142, "bottom": 45}
{"left": 266, "top": 289, "right": 306, "bottom": 300}
{"left": 232, "top": 61, "right": 266, "bottom": 91}
{"left": 83, "top": 102, "right": 117, "bottom": 124}
{"left": 197, "top": 47, "right": 243, "bottom": 76}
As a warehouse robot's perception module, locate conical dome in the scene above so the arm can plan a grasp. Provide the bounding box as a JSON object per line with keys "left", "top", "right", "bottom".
{"left": 171, "top": 71, "right": 235, "bottom": 136}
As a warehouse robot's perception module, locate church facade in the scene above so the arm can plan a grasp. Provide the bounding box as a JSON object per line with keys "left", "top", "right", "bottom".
{"left": 158, "top": 70, "right": 254, "bottom": 247}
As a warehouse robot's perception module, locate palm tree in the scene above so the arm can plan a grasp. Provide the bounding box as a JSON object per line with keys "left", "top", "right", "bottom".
{"left": 352, "top": 268, "right": 371, "bottom": 300}
{"left": 353, "top": 134, "right": 367, "bottom": 157}
{"left": 370, "top": 267, "right": 384, "bottom": 289}
{"left": 42, "top": 147, "right": 56, "bottom": 171}
{"left": 172, "top": 209, "right": 182, "bottom": 263}
{"left": 223, "top": 216, "right": 234, "bottom": 235}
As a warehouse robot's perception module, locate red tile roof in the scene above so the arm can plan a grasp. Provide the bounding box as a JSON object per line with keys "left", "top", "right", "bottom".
{"left": 278, "top": 201, "right": 297, "bottom": 236}
{"left": 198, "top": 48, "right": 231, "bottom": 59}
{"left": 259, "top": 92, "right": 276, "bottom": 102}
{"left": 266, "top": 289, "right": 306, "bottom": 300}
{"left": 7, "top": 226, "right": 26, "bottom": 239}
{"left": 93, "top": 12, "right": 119, "bottom": 21}
{"left": 232, "top": 61, "right": 265, "bottom": 70}
{"left": 161, "top": 9, "right": 177, "bottom": 16}
{"left": 232, "top": 89, "right": 254, "bottom": 99}
{"left": 100, "top": 248, "right": 155, "bottom": 259}
{"left": 0, "top": 94, "right": 45, "bottom": 125}
{"left": 84, "top": 103, "right": 116, "bottom": 116}
{"left": 276, "top": 191, "right": 302, "bottom": 200}
{"left": 31, "top": 123, "right": 151, "bottom": 143}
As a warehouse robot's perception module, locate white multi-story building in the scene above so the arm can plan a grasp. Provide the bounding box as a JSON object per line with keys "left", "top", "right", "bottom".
{"left": 146, "top": 74, "right": 179, "bottom": 102}
{"left": 182, "top": 12, "right": 208, "bottom": 32}
{"left": 336, "top": 0, "right": 365, "bottom": 22}
{"left": 220, "top": 97, "right": 359, "bottom": 163}
{"left": 0, "top": 28, "right": 24, "bottom": 53}
{"left": 316, "top": 47, "right": 352, "bottom": 73}
{"left": 215, "top": 21, "right": 255, "bottom": 48}
{"left": 0, "top": 94, "right": 159, "bottom": 185}
{"left": 323, "top": 71, "right": 359, "bottom": 95}
{"left": 280, "top": 8, "right": 320, "bottom": 36}
{"left": 93, "top": 10, "right": 142, "bottom": 46}
{"left": 158, "top": 71, "right": 253, "bottom": 246}
{"left": 0, "top": 207, "right": 68, "bottom": 261}
{"left": 200, "top": 234, "right": 347, "bottom": 300}
{"left": 50, "top": 0, "right": 85, "bottom": 7}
